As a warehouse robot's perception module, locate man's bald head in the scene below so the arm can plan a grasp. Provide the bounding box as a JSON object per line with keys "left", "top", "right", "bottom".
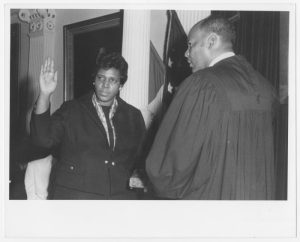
{"left": 185, "top": 15, "right": 236, "bottom": 72}
{"left": 191, "top": 16, "right": 236, "bottom": 48}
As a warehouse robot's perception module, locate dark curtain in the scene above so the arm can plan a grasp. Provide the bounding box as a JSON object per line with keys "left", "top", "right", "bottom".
{"left": 235, "top": 11, "right": 280, "bottom": 91}
{"left": 236, "top": 12, "right": 287, "bottom": 200}
{"left": 211, "top": 11, "right": 280, "bottom": 89}
{"left": 212, "top": 11, "right": 287, "bottom": 199}
{"left": 9, "top": 23, "right": 26, "bottom": 199}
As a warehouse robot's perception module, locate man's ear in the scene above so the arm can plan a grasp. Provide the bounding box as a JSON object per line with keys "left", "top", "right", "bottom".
{"left": 207, "top": 33, "right": 218, "bottom": 49}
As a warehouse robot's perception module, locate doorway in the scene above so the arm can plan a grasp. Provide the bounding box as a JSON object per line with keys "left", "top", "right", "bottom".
{"left": 64, "top": 11, "right": 123, "bottom": 100}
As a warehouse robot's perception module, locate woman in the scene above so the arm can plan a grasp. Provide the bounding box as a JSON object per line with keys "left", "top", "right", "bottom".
{"left": 30, "top": 53, "right": 146, "bottom": 199}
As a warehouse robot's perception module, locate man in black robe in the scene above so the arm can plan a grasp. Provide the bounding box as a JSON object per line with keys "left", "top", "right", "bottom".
{"left": 146, "top": 15, "right": 278, "bottom": 200}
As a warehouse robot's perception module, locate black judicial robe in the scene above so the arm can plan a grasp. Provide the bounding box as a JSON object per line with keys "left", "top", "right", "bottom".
{"left": 146, "top": 55, "right": 278, "bottom": 200}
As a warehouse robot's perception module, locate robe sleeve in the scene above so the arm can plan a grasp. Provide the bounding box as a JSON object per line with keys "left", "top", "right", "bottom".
{"left": 145, "top": 73, "right": 220, "bottom": 199}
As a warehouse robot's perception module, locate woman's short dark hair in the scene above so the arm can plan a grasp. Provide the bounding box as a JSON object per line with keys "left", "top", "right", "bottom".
{"left": 92, "top": 52, "right": 128, "bottom": 85}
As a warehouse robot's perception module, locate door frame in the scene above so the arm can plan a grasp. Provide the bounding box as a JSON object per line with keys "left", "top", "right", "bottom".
{"left": 63, "top": 11, "right": 123, "bottom": 101}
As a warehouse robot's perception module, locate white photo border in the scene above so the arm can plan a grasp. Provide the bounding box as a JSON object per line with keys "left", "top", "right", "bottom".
{"left": 1, "top": 0, "right": 298, "bottom": 241}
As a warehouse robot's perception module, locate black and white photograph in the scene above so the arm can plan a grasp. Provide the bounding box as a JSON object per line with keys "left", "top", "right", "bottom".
{"left": 1, "top": 0, "right": 299, "bottom": 241}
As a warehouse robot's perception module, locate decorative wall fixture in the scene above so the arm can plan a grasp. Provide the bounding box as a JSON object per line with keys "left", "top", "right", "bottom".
{"left": 18, "top": 9, "right": 56, "bottom": 35}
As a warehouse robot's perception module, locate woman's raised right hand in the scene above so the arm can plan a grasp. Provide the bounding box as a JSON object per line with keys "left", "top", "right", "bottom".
{"left": 39, "top": 58, "right": 58, "bottom": 96}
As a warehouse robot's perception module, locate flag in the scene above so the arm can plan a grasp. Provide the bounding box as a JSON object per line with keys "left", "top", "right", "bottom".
{"left": 162, "top": 10, "right": 191, "bottom": 112}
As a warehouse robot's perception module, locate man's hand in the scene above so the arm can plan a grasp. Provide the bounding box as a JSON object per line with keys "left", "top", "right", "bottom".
{"left": 129, "top": 169, "right": 148, "bottom": 192}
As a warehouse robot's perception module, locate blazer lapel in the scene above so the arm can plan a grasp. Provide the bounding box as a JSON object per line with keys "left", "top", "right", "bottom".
{"left": 78, "top": 92, "right": 107, "bottom": 137}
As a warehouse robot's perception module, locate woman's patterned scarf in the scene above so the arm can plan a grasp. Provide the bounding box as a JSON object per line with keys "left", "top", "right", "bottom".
{"left": 92, "top": 93, "right": 118, "bottom": 151}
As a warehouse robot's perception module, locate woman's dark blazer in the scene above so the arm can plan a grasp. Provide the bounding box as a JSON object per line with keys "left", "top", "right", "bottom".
{"left": 30, "top": 92, "right": 146, "bottom": 199}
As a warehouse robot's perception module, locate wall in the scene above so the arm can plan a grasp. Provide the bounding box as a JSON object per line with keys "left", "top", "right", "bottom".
{"left": 18, "top": 9, "right": 209, "bottom": 112}
{"left": 176, "top": 10, "right": 210, "bottom": 34}
{"left": 150, "top": 10, "right": 168, "bottom": 60}
{"left": 51, "top": 9, "right": 120, "bottom": 112}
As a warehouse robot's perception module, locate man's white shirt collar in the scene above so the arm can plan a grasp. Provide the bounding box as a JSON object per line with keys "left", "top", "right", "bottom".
{"left": 209, "top": 52, "right": 235, "bottom": 67}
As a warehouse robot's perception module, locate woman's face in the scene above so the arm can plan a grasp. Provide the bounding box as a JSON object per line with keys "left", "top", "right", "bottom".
{"left": 94, "top": 67, "right": 122, "bottom": 106}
